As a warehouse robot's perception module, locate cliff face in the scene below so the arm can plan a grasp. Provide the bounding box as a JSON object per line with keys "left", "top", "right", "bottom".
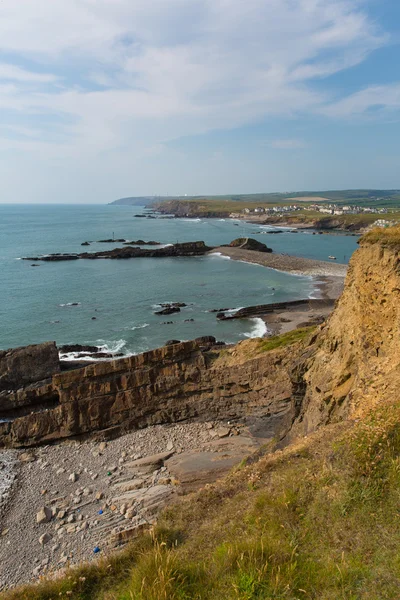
{"left": 0, "top": 340, "right": 297, "bottom": 447}
{"left": 291, "top": 235, "right": 400, "bottom": 436}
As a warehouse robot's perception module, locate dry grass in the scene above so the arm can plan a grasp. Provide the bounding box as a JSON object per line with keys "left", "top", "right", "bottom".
{"left": 4, "top": 396, "right": 400, "bottom": 599}
{"left": 361, "top": 225, "right": 400, "bottom": 248}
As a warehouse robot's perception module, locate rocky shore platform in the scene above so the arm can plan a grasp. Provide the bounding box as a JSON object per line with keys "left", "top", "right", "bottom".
{"left": 0, "top": 421, "right": 261, "bottom": 588}
{"left": 22, "top": 241, "right": 212, "bottom": 262}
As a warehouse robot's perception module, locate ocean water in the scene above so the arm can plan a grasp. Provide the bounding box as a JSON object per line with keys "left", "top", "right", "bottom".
{"left": 0, "top": 204, "right": 359, "bottom": 357}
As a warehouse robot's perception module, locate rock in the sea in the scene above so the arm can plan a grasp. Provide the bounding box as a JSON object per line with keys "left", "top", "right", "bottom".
{"left": 165, "top": 340, "right": 181, "bottom": 346}
{"left": 155, "top": 306, "right": 181, "bottom": 315}
{"left": 81, "top": 242, "right": 90, "bottom": 246}
{"left": 59, "top": 344, "right": 99, "bottom": 354}
{"left": 228, "top": 238, "right": 272, "bottom": 252}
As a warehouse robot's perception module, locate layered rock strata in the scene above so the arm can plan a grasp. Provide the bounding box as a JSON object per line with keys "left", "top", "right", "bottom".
{"left": 0, "top": 340, "right": 296, "bottom": 448}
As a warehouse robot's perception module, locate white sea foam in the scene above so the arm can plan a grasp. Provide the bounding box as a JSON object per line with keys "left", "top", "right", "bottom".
{"left": 182, "top": 218, "right": 201, "bottom": 222}
{"left": 131, "top": 323, "right": 150, "bottom": 331}
{"left": 209, "top": 252, "right": 231, "bottom": 260}
{"left": 59, "top": 339, "right": 134, "bottom": 362}
{"left": 242, "top": 318, "right": 268, "bottom": 339}
{"left": 59, "top": 302, "right": 81, "bottom": 307}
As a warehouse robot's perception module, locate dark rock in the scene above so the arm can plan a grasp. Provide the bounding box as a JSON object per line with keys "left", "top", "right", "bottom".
{"left": 23, "top": 241, "right": 213, "bottom": 262}
{"left": 184, "top": 319, "right": 195, "bottom": 322}
{"left": 30, "top": 264, "right": 40, "bottom": 267}
{"left": 155, "top": 307, "right": 181, "bottom": 316}
{"left": 123, "top": 240, "right": 161, "bottom": 246}
{"left": 161, "top": 321, "right": 174, "bottom": 325}
{"left": 229, "top": 238, "right": 272, "bottom": 253}
{"left": 209, "top": 308, "right": 233, "bottom": 313}
{"left": 0, "top": 342, "right": 60, "bottom": 392}
{"left": 160, "top": 302, "right": 186, "bottom": 308}
{"left": 81, "top": 242, "right": 90, "bottom": 246}
{"left": 59, "top": 345, "right": 99, "bottom": 354}
{"left": 165, "top": 340, "right": 181, "bottom": 346}
{"left": 91, "top": 317, "right": 97, "bottom": 320}
{"left": 194, "top": 336, "right": 216, "bottom": 347}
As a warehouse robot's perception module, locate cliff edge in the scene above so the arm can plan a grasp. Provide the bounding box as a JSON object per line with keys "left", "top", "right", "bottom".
{"left": 290, "top": 226, "right": 400, "bottom": 436}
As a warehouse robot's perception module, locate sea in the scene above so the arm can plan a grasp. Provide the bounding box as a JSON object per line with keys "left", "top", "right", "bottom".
{"left": 0, "top": 204, "right": 359, "bottom": 360}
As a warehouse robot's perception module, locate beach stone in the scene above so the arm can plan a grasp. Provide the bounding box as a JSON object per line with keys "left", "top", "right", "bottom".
{"left": 19, "top": 452, "right": 36, "bottom": 463}
{"left": 39, "top": 533, "right": 51, "bottom": 546}
{"left": 99, "top": 442, "right": 107, "bottom": 451}
{"left": 68, "top": 472, "right": 78, "bottom": 482}
{"left": 36, "top": 506, "right": 52, "bottom": 524}
{"left": 217, "top": 427, "right": 231, "bottom": 438}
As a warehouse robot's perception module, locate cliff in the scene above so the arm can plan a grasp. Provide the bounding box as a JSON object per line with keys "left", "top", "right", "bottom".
{"left": 290, "top": 227, "right": 400, "bottom": 436}
{"left": 0, "top": 339, "right": 299, "bottom": 447}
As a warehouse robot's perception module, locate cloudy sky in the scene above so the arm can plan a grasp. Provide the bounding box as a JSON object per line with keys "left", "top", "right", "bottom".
{"left": 0, "top": 0, "right": 399, "bottom": 203}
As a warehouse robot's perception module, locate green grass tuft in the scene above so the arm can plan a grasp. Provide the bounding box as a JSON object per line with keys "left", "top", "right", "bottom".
{"left": 258, "top": 326, "right": 316, "bottom": 353}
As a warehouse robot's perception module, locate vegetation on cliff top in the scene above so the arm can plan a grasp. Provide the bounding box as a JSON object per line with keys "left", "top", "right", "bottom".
{"left": 361, "top": 224, "right": 400, "bottom": 248}
{"left": 4, "top": 395, "right": 400, "bottom": 600}
{"left": 258, "top": 326, "right": 316, "bottom": 353}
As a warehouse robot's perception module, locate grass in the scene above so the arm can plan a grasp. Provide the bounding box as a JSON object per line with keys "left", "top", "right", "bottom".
{"left": 5, "top": 395, "right": 400, "bottom": 599}
{"left": 258, "top": 326, "right": 316, "bottom": 352}
{"left": 360, "top": 225, "right": 400, "bottom": 248}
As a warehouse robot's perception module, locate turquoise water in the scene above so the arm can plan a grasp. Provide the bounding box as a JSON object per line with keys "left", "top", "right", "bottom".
{"left": 0, "top": 204, "right": 359, "bottom": 356}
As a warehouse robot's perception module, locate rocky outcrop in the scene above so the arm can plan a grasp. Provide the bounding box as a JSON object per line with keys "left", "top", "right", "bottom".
{"left": 0, "top": 342, "right": 59, "bottom": 392}
{"left": 0, "top": 340, "right": 297, "bottom": 448}
{"left": 289, "top": 230, "right": 400, "bottom": 437}
{"left": 228, "top": 238, "right": 272, "bottom": 252}
{"left": 217, "top": 299, "right": 334, "bottom": 320}
{"left": 22, "top": 241, "right": 213, "bottom": 262}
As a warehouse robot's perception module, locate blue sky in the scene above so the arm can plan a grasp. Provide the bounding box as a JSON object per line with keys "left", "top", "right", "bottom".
{"left": 0, "top": 0, "right": 399, "bottom": 203}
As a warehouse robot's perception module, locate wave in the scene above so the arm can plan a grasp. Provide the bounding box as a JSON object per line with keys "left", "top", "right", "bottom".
{"left": 59, "top": 302, "right": 81, "bottom": 307}
{"left": 131, "top": 323, "right": 150, "bottom": 331}
{"left": 242, "top": 318, "right": 268, "bottom": 339}
{"left": 182, "top": 218, "right": 201, "bottom": 222}
{"left": 209, "top": 252, "right": 231, "bottom": 260}
{"left": 59, "top": 339, "right": 134, "bottom": 362}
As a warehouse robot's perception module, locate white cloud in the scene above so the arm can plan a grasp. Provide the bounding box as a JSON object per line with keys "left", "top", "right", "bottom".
{"left": 0, "top": 0, "right": 391, "bottom": 200}
{"left": 324, "top": 84, "right": 400, "bottom": 118}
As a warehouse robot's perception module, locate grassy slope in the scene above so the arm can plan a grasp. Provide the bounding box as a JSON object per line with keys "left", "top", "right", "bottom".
{"left": 3, "top": 326, "right": 400, "bottom": 599}
{"left": 5, "top": 400, "right": 400, "bottom": 600}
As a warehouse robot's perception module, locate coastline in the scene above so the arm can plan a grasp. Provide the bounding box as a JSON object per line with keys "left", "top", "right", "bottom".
{"left": 210, "top": 246, "right": 348, "bottom": 279}
{"left": 210, "top": 247, "right": 347, "bottom": 335}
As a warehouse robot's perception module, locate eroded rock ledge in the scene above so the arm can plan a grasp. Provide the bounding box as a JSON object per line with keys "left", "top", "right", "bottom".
{"left": 0, "top": 338, "right": 300, "bottom": 448}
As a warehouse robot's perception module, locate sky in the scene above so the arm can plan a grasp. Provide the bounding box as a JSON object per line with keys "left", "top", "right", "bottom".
{"left": 0, "top": 0, "right": 400, "bottom": 203}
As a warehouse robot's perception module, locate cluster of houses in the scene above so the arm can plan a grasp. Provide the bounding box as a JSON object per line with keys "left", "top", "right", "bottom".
{"left": 241, "top": 203, "right": 390, "bottom": 217}
{"left": 242, "top": 205, "right": 300, "bottom": 215}
{"left": 304, "top": 204, "right": 389, "bottom": 216}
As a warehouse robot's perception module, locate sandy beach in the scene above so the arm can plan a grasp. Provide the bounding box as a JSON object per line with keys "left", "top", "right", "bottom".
{"left": 210, "top": 247, "right": 347, "bottom": 334}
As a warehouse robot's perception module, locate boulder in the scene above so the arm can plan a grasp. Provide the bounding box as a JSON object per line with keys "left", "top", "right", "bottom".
{"left": 165, "top": 340, "right": 181, "bottom": 346}
{"left": 0, "top": 342, "right": 60, "bottom": 392}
